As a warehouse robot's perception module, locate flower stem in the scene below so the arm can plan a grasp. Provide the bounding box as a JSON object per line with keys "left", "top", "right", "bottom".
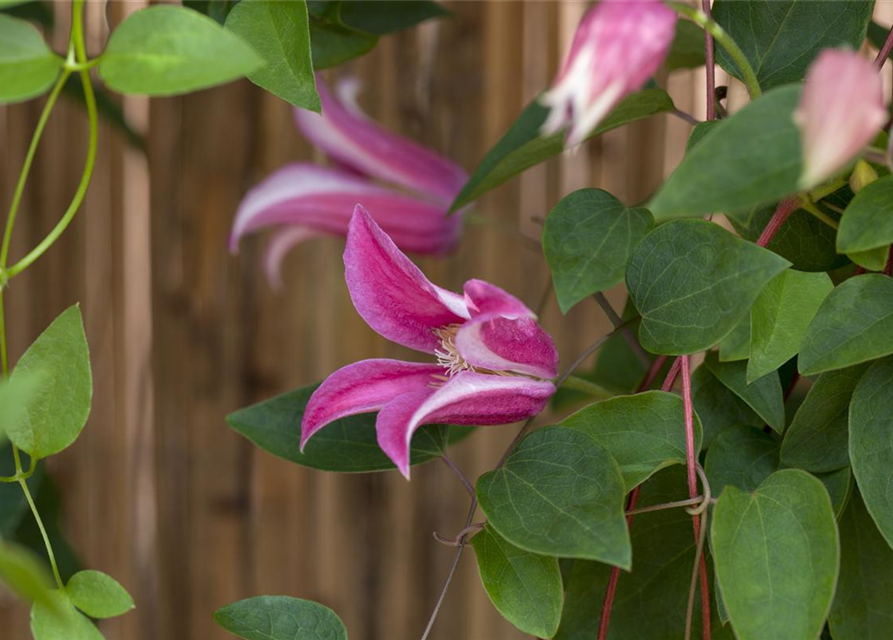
{"left": 756, "top": 198, "right": 797, "bottom": 247}
{"left": 669, "top": 2, "right": 762, "bottom": 99}
{"left": 15, "top": 451, "right": 63, "bottom": 589}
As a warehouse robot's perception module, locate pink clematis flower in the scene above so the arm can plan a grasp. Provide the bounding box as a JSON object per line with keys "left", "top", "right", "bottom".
{"left": 301, "top": 206, "right": 559, "bottom": 478}
{"left": 541, "top": 0, "right": 676, "bottom": 148}
{"left": 230, "top": 77, "right": 467, "bottom": 288}
{"left": 795, "top": 49, "right": 887, "bottom": 190}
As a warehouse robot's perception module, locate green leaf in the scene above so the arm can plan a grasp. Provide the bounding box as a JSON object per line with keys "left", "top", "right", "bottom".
{"left": 7, "top": 306, "right": 92, "bottom": 460}
{"left": 560, "top": 391, "right": 702, "bottom": 490}
{"left": 718, "top": 315, "right": 750, "bottom": 362}
{"left": 451, "top": 89, "right": 675, "bottom": 212}
{"left": 664, "top": 19, "right": 706, "bottom": 71}
{"left": 799, "top": 275, "right": 893, "bottom": 375}
{"left": 748, "top": 270, "right": 834, "bottom": 382}
{"left": 692, "top": 365, "right": 764, "bottom": 449}
{"left": 815, "top": 466, "right": 852, "bottom": 518}
{"left": 713, "top": 0, "right": 873, "bottom": 90}
{"left": 627, "top": 219, "right": 790, "bottom": 355}
{"left": 31, "top": 590, "right": 104, "bottom": 640}
{"left": 309, "top": 16, "right": 377, "bottom": 69}
{"left": 711, "top": 469, "right": 839, "bottom": 640}
{"left": 337, "top": 0, "right": 448, "bottom": 35}
{"left": 543, "top": 189, "right": 653, "bottom": 314}
{"left": 471, "top": 524, "right": 563, "bottom": 638}
{"left": 727, "top": 202, "right": 847, "bottom": 272}
{"left": 705, "top": 352, "right": 784, "bottom": 432}
{"left": 224, "top": 0, "right": 320, "bottom": 111}
{"left": 780, "top": 364, "right": 869, "bottom": 473}
{"left": 0, "top": 541, "right": 55, "bottom": 608}
{"left": 182, "top": 0, "right": 238, "bottom": 24}
{"left": 829, "top": 489, "right": 893, "bottom": 640}
{"left": 649, "top": 86, "right": 802, "bottom": 221}
{"left": 214, "top": 596, "right": 347, "bottom": 640}
{"left": 0, "top": 13, "right": 60, "bottom": 104}
{"left": 705, "top": 425, "right": 779, "bottom": 495}
{"left": 98, "top": 5, "right": 263, "bottom": 96}
{"left": 477, "top": 426, "right": 630, "bottom": 567}
{"left": 65, "top": 570, "right": 134, "bottom": 619}
{"left": 837, "top": 176, "right": 893, "bottom": 253}
{"left": 849, "top": 356, "right": 893, "bottom": 550}
{"left": 555, "top": 466, "right": 729, "bottom": 640}
{"left": 226, "top": 383, "right": 469, "bottom": 473}
{"left": 848, "top": 246, "right": 889, "bottom": 271}
{"left": 0, "top": 369, "right": 44, "bottom": 443}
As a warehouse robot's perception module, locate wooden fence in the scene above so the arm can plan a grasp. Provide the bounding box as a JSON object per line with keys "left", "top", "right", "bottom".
{"left": 1, "top": 2, "right": 889, "bottom": 638}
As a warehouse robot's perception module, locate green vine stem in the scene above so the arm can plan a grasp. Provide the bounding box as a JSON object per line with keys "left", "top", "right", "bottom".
{"left": 668, "top": 2, "right": 763, "bottom": 100}
{"left": 0, "top": 0, "right": 93, "bottom": 590}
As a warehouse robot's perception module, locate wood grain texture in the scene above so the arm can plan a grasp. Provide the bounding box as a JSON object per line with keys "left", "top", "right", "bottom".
{"left": 0, "top": 2, "right": 724, "bottom": 638}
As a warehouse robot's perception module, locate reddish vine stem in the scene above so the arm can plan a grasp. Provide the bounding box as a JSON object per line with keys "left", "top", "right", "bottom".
{"left": 885, "top": 246, "right": 893, "bottom": 276}
{"left": 702, "top": 0, "right": 716, "bottom": 120}
{"left": 873, "top": 23, "right": 893, "bottom": 72}
{"left": 682, "top": 356, "right": 712, "bottom": 640}
{"left": 597, "top": 354, "right": 679, "bottom": 640}
{"left": 755, "top": 198, "right": 797, "bottom": 248}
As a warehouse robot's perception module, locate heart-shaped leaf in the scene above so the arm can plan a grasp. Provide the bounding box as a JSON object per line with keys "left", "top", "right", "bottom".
{"left": 0, "top": 14, "right": 61, "bottom": 104}
{"left": 477, "top": 426, "right": 630, "bottom": 567}
{"left": 627, "top": 219, "right": 790, "bottom": 355}
{"left": 214, "top": 595, "right": 347, "bottom": 640}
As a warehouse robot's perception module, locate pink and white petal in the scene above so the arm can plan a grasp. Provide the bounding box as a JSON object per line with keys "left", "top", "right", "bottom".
{"left": 378, "top": 372, "right": 555, "bottom": 479}
{"left": 345, "top": 206, "right": 470, "bottom": 352}
{"left": 463, "top": 279, "right": 535, "bottom": 319}
{"left": 294, "top": 77, "right": 468, "bottom": 205}
{"left": 264, "top": 226, "right": 328, "bottom": 291}
{"left": 376, "top": 387, "right": 437, "bottom": 478}
{"left": 301, "top": 359, "right": 443, "bottom": 449}
{"left": 455, "top": 316, "right": 559, "bottom": 379}
{"left": 229, "top": 163, "right": 464, "bottom": 255}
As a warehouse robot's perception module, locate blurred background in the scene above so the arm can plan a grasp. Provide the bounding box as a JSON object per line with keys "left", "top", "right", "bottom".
{"left": 1, "top": 2, "right": 891, "bottom": 639}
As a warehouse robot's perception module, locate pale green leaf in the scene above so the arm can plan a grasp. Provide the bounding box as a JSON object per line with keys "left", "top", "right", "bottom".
{"left": 99, "top": 5, "right": 263, "bottom": 96}
{"left": 31, "top": 590, "right": 103, "bottom": 640}
{"left": 7, "top": 305, "right": 92, "bottom": 460}
{"left": 748, "top": 270, "right": 833, "bottom": 382}
{"left": 65, "top": 570, "right": 134, "bottom": 619}
{"left": 0, "top": 14, "right": 60, "bottom": 104}
{"left": 837, "top": 176, "right": 893, "bottom": 253}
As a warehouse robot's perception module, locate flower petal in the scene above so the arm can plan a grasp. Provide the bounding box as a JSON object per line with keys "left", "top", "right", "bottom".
{"left": 455, "top": 316, "right": 559, "bottom": 379}
{"left": 264, "top": 226, "right": 327, "bottom": 291}
{"left": 375, "top": 387, "right": 437, "bottom": 478}
{"left": 294, "top": 77, "right": 468, "bottom": 204}
{"left": 795, "top": 49, "right": 887, "bottom": 190}
{"left": 464, "top": 279, "right": 535, "bottom": 318}
{"left": 345, "top": 206, "right": 470, "bottom": 352}
{"left": 301, "top": 358, "right": 443, "bottom": 448}
{"left": 377, "top": 371, "right": 555, "bottom": 478}
{"left": 230, "top": 163, "right": 463, "bottom": 255}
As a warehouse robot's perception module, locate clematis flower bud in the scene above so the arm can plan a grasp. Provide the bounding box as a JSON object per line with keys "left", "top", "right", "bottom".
{"left": 795, "top": 49, "right": 887, "bottom": 190}
{"left": 541, "top": 0, "right": 676, "bottom": 148}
